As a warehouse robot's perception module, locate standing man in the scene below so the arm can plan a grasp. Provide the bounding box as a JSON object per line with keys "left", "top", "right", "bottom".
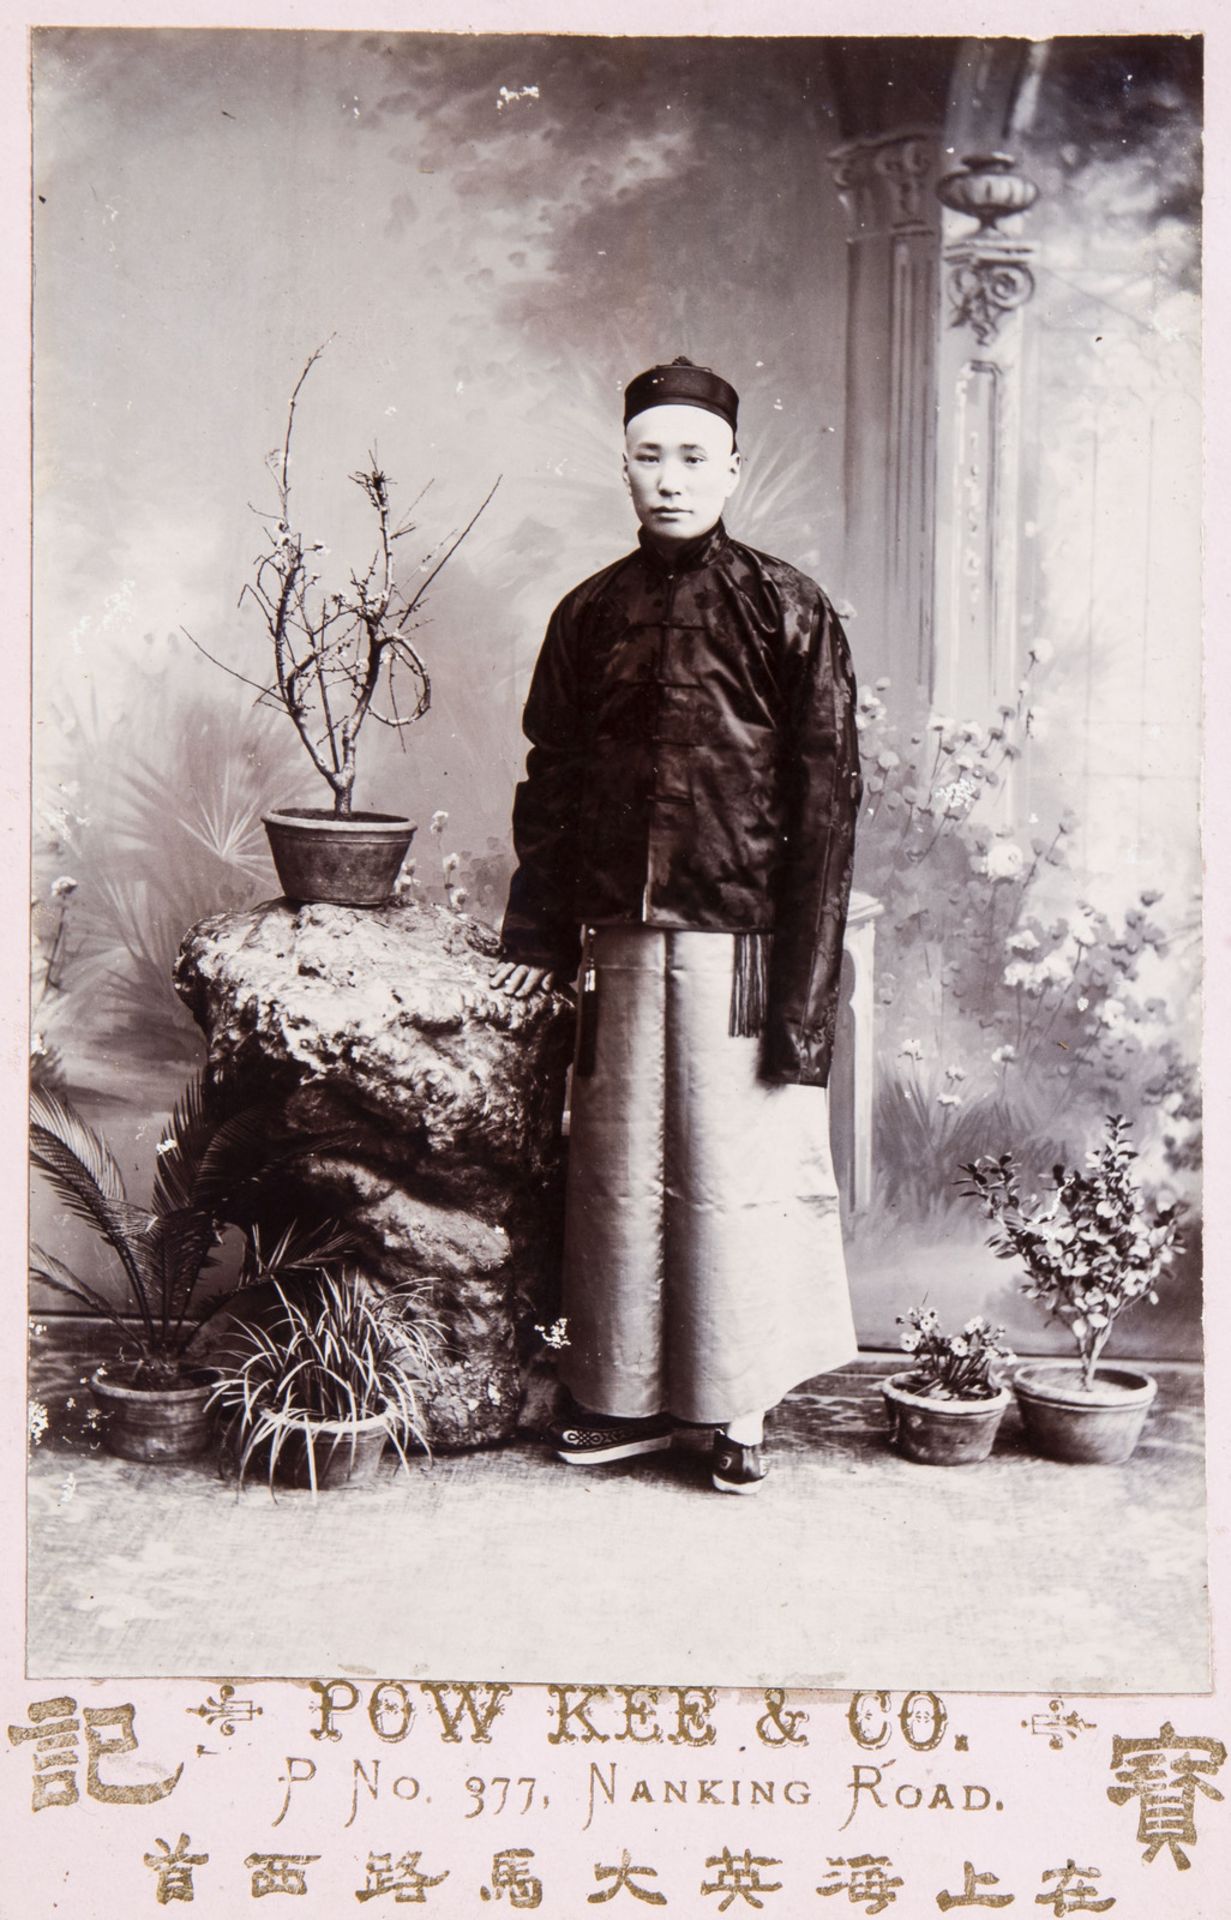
{"left": 493, "top": 357, "right": 861, "bottom": 1493}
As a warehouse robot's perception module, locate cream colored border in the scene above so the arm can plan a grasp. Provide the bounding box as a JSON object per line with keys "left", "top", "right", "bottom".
{"left": 2, "top": 6, "right": 1224, "bottom": 1914}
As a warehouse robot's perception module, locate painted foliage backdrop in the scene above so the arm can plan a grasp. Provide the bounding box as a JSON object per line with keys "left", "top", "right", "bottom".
{"left": 31, "top": 30, "right": 1202, "bottom": 1357}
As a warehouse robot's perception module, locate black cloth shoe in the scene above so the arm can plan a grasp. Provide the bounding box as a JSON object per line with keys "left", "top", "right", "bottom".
{"left": 711, "top": 1434, "right": 769, "bottom": 1494}
{"left": 554, "top": 1408, "right": 674, "bottom": 1465}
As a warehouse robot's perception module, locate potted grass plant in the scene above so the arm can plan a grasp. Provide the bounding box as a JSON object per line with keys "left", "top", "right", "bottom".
{"left": 882, "top": 1308, "right": 1016, "bottom": 1464}
{"left": 208, "top": 1272, "right": 445, "bottom": 1494}
{"left": 960, "top": 1114, "right": 1182, "bottom": 1464}
{"left": 29, "top": 1079, "right": 347, "bottom": 1462}
{"left": 191, "top": 343, "right": 498, "bottom": 906}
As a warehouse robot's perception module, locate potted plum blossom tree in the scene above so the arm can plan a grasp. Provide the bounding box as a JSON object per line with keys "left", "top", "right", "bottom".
{"left": 882, "top": 1308, "right": 1015, "bottom": 1464}
{"left": 192, "top": 344, "right": 498, "bottom": 905}
{"left": 960, "top": 1115, "right": 1182, "bottom": 1463}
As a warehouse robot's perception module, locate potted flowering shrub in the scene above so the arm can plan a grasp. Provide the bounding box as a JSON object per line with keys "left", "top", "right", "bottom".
{"left": 195, "top": 343, "right": 497, "bottom": 906}
{"left": 960, "top": 1115, "right": 1182, "bottom": 1464}
{"left": 882, "top": 1309, "right": 1015, "bottom": 1464}
{"left": 208, "top": 1272, "right": 445, "bottom": 1494}
{"left": 29, "top": 1079, "right": 350, "bottom": 1462}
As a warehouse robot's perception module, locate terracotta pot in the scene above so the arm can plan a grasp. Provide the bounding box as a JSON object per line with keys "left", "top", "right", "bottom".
{"left": 249, "top": 1412, "right": 391, "bottom": 1491}
{"left": 89, "top": 1366, "right": 216, "bottom": 1463}
{"left": 1013, "top": 1361, "right": 1157, "bottom": 1464}
{"left": 263, "top": 808, "right": 416, "bottom": 907}
{"left": 882, "top": 1372, "right": 1011, "bottom": 1465}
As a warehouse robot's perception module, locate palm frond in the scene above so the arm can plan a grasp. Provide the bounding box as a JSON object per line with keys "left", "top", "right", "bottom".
{"left": 29, "top": 1107, "right": 148, "bottom": 1307}
{"left": 239, "top": 1218, "right": 355, "bottom": 1283}
{"left": 192, "top": 1109, "right": 359, "bottom": 1219}
{"left": 30, "top": 1091, "right": 127, "bottom": 1202}
{"left": 188, "top": 1103, "right": 293, "bottom": 1211}
{"left": 29, "top": 1243, "right": 133, "bottom": 1334}
{"left": 31, "top": 1084, "right": 224, "bottom": 1365}
{"left": 148, "top": 1074, "right": 212, "bottom": 1218}
{"left": 140, "top": 1209, "right": 221, "bottom": 1335}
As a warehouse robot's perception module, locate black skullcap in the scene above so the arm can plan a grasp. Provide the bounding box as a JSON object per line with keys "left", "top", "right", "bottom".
{"left": 623, "top": 355, "right": 739, "bottom": 434}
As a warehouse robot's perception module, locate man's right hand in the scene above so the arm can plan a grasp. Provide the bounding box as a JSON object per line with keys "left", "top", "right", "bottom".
{"left": 490, "top": 960, "right": 557, "bottom": 999}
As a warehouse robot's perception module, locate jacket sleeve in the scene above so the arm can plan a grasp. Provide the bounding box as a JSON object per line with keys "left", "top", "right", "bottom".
{"left": 498, "top": 596, "right": 586, "bottom": 980}
{"left": 762, "top": 591, "right": 862, "bottom": 1086}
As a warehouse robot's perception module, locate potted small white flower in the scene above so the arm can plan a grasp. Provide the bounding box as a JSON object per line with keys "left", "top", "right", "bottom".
{"left": 883, "top": 1309, "right": 1015, "bottom": 1464}
{"left": 960, "top": 1115, "right": 1182, "bottom": 1464}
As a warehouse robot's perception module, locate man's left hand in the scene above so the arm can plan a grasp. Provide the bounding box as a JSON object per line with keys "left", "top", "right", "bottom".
{"left": 491, "top": 960, "right": 557, "bottom": 999}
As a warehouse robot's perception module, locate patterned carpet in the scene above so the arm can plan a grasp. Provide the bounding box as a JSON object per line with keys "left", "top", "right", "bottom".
{"left": 26, "top": 1329, "right": 1208, "bottom": 1691}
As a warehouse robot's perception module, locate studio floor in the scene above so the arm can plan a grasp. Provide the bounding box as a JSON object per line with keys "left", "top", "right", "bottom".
{"left": 25, "top": 1343, "right": 1209, "bottom": 1694}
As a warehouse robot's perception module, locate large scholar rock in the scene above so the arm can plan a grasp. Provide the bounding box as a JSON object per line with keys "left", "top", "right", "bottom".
{"left": 174, "top": 898, "right": 574, "bottom": 1447}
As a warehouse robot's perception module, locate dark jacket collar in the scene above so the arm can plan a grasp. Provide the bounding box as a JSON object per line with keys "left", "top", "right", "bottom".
{"left": 636, "top": 519, "right": 730, "bottom": 575}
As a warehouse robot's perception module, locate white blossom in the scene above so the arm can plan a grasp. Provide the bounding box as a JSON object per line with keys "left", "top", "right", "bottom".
{"left": 986, "top": 839, "right": 1025, "bottom": 880}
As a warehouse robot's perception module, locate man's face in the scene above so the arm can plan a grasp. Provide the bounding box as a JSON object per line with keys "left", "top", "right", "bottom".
{"left": 623, "top": 404, "right": 741, "bottom": 544}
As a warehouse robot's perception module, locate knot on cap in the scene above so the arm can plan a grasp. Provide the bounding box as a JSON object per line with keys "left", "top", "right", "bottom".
{"left": 623, "top": 357, "right": 739, "bottom": 433}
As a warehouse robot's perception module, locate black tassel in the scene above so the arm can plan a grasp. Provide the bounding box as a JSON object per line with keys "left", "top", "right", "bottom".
{"left": 575, "top": 937, "right": 599, "bottom": 1077}
{"left": 729, "top": 931, "right": 772, "bottom": 1038}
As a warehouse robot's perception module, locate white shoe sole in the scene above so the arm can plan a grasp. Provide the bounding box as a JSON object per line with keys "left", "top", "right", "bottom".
{"left": 711, "top": 1471, "right": 768, "bottom": 1495}
{"left": 556, "top": 1434, "right": 674, "bottom": 1465}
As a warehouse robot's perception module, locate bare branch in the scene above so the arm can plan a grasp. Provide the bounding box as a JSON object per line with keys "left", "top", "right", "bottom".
{"left": 391, "top": 476, "right": 435, "bottom": 539}
{"left": 280, "top": 338, "right": 334, "bottom": 499}
{"left": 200, "top": 347, "right": 497, "bottom": 817}
{"left": 180, "top": 627, "right": 278, "bottom": 701}
{"left": 404, "top": 476, "right": 501, "bottom": 616}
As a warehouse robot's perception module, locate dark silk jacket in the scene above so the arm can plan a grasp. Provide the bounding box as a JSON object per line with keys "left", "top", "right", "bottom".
{"left": 499, "top": 519, "right": 862, "bottom": 1086}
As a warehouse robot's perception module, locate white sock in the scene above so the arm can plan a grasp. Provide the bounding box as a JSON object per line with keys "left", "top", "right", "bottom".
{"left": 723, "top": 1410, "right": 764, "bottom": 1445}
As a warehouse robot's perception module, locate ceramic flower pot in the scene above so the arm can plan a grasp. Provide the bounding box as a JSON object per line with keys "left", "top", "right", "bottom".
{"left": 263, "top": 808, "right": 416, "bottom": 907}
{"left": 89, "top": 1367, "right": 216, "bottom": 1463}
{"left": 246, "top": 1412, "right": 392, "bottom": 1491}
{"left": 1013, "top": 1361, "right": 1157, "bottom": 1464}
{"left": 882, "top": 1372, "right": 1011, "bottom": 1465}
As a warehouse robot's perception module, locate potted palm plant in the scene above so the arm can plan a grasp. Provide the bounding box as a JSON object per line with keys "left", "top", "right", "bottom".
{"left": 960, "top": 1114, "right": 1182, "bottom": 1464}
{"left": 193, "top": 343, "right": 498, "bottom": 906}
{"left": 29, "top": 1079, "right": 346, "bottom": 1462}
{"left": 208, "top": 1272, "right": 445, "bottom": 1494}
{"left": 882, "top": 1308, "right": 1015, "bottom": 1464}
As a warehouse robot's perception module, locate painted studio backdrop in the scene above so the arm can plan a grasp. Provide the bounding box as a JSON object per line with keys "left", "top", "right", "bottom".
{"left": 32, "top": 31, "right": 1202, "bottom": 1359}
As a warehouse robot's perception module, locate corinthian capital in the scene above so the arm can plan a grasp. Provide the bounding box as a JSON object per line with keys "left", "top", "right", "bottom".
{"left": 829, "top": 131, "right": 945, "bottom": 240}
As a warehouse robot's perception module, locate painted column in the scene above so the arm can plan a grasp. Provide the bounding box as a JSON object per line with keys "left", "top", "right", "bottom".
{"left": 831, "top": 890, "right": 883, "bottom": 1214}
{"left": 931, "top": 153, "right": 1040, "bottom": 726}
{"left": 828, "top": 130, "right": 945, "bottom": 697}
